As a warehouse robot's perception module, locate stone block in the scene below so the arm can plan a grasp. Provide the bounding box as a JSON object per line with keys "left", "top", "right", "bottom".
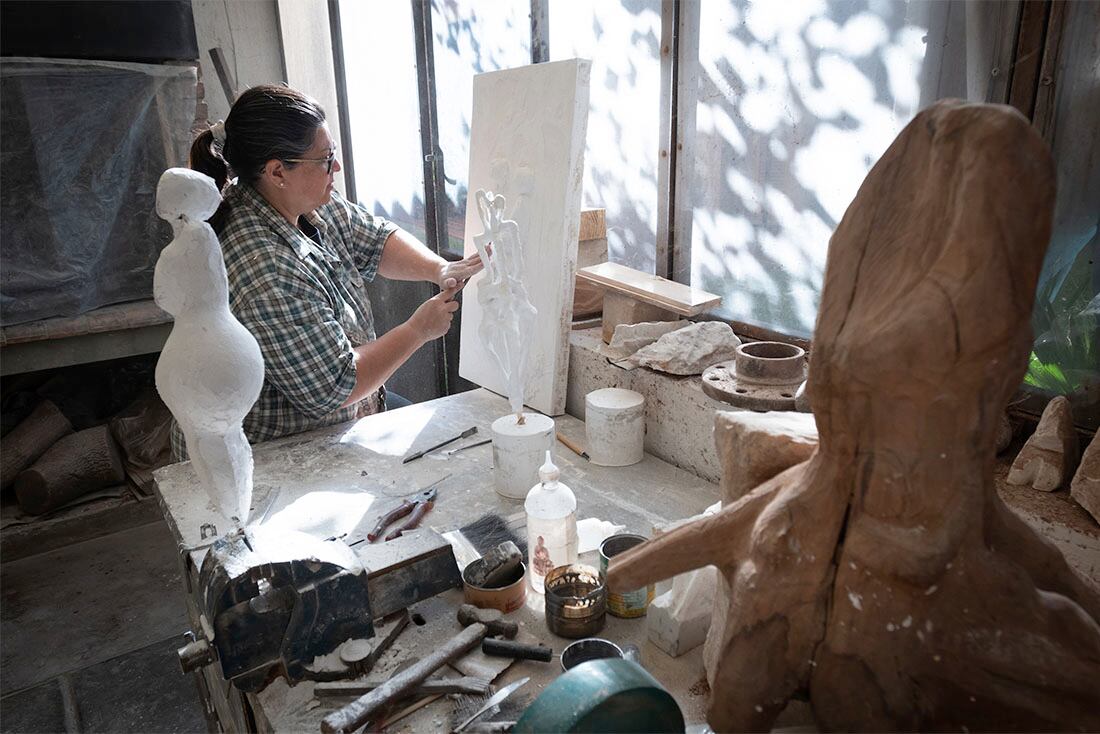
{"left": 715, "top": 410, "right": 818, "bottom": 503}
{"left": 1008, "top": 396, "right": 1080, "bottom": 491}
{"left": 1070, "top": 431, "right": 1100, "bottom": 525}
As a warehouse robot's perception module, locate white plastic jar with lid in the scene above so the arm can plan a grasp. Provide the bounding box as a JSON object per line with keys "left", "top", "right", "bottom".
{"left": 524, "top": 451, "right": 578, "bottom": 593}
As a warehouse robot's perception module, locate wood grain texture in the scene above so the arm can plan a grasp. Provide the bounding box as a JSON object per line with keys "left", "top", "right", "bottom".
{"left": 15, "top": 426, "right": 125, "bottom": 515}
{"left": 607, "top": 101, "right": 1100, "bottom": 732}
{"left": 0, "top": 400, "right": 72, "bottom": 489}
{"left": 578, "top": 262, "right": 720, "bottom": 315}
{"left": 578, "top": 208, "right": 606, "bottom": 242}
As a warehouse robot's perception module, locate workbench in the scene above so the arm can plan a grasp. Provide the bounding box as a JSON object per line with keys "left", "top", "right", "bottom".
{"left": 153, "top": 388, "right": 719, "bottom": 732}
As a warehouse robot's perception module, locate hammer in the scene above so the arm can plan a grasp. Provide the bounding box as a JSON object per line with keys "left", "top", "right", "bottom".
{"left": 321, "top": 605, "right": 518, "bottom": 734}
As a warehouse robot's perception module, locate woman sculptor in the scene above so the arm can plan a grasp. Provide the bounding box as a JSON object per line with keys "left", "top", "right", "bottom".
{"left": 177, "top": 84, "right": 482, "bottom": 456}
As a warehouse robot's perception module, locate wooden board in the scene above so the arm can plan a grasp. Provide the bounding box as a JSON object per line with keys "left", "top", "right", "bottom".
{"left": 458, "top": 59, "right": 591, "bottom": 416}
{"left": 0, "top": 300, "right": 170, "bottom": 346}
{"left": 579, "top": 208, "right": 607, "bottom": 242}
{"left": 577, "top": 262, "right": 721, "bottom": 316}
{"left": 574, "top": 208, "right": 608, "bottom": 320}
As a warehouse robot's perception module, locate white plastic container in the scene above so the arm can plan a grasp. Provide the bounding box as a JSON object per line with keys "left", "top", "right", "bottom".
{"left": 491, "top": 413, "right": 555, "bottom": 499}
{"left": 585, "top": 388, "right": 645, "bottom": 466}
{"left": 524, "top": 451, "right": 578, "bottom": 593}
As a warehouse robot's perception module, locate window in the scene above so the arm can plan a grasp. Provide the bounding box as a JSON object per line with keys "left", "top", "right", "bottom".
{"left": 685, "top": 1, "right": 937, "bottom": 337}
{"left": 431, "top": 0, "right": 531, "bottom": 254}
{"left": 340, "top": 1, "right": 427, "bottom": 241}
{"left": 550, "top": 0, "right": 662, "bottom": 273}
{"left": 1024, "top": 0, "right": 1100, "bottom": 427}
{"left": 334, "top": 0, "right": 1098, "bottom": 425}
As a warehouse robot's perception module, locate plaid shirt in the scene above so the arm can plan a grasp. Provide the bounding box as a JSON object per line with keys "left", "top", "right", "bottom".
{"left": 171, "top": 182, "right": 397, "bottom": 459}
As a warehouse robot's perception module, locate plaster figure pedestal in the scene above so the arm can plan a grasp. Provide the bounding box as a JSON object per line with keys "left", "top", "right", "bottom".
{"left": 585, "top": 388, "right": 645, "bottom": 467}
{"left": 492, "top": 413, "right": 556, "bottom": 499}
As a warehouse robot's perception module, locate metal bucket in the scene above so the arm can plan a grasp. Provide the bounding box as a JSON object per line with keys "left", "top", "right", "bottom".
{"left": 599, "top": 533, "right": 654, "bottom": 618}
{"left": 544, "top": 564, "right": 606, "bottom": 638}
{"left": 560, "top": 638, "right": 623, "bottom": 672}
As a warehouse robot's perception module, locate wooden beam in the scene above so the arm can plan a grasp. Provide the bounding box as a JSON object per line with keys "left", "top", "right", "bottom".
{"left": 577, "top": 262, "right": 720, "bottom": 316}
{"left": 578, "top": 208, "right": 606, "bottom": 242}
{"left": 1007, "top": 0, "right": 1052, "bottom": 118}
{"left": 1031, "top": 0, "right": 1067, "bottom": 140}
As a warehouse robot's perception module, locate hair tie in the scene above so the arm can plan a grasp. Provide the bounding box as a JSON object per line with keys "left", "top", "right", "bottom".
{"left": 209, "top": 120, "right": 227, "bottom": 152}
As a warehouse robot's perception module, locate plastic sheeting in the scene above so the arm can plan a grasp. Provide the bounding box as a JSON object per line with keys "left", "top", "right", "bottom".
{"left": 0, "top": 58, "right": 197, "bottom": 326}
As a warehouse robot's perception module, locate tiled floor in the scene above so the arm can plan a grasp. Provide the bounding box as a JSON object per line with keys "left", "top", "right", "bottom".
{"left": 1, "top": 521, "right": 206, "bottom": 733}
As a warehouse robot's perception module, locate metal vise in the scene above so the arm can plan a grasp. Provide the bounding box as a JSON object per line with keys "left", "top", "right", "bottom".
{"left": 178, "top": 525, "right": 462, "bottom": 692}
{"left": 178, "top": 527, "right": 373, "bottom": 692}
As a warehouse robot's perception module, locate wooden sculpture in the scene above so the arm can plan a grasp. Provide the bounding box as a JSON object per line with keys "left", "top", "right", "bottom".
{"left": 608, "top": 101, "right": 1100, "bottom": 731}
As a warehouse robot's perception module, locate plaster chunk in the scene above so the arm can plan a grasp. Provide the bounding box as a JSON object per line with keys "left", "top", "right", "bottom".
{"left": 648, "top": 502, "right": 720, "bottom": 658}
{"left": 603, "top": 320, "right": 689, "bottom": 361}
{"left": 648, "top": 566, "right": 718, "bottom": 657}
{"left": 1007, "top": 396, "right": 1080, "bottom": 492}
{"left": 1070, "top": 431, "right": 1100, "bottom": 524}
{"left": 629, "top": 321, "right": 742, "bottom": 375}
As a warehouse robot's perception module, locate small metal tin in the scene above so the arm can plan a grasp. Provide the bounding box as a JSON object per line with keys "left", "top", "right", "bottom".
{"left": 544, "top": 564, "right": 607, "bottom": 638}
{"left": 599, "top": 533, "right": 654, "bottom": 618}
{"left": 560, "top": 637, "right": 623, "bottom": 672}
{"left": 462, "top": 561, "right": 527, "bottom": 614}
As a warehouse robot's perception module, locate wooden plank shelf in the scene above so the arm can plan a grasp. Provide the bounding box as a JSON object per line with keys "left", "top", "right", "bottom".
{"left": 576, "top": 262, "right": 720, "bottom": 316}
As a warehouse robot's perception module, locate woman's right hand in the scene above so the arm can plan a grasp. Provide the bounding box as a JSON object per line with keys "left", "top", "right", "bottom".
{"left": 410, "top": 284, "right": 461, "bottom": 342}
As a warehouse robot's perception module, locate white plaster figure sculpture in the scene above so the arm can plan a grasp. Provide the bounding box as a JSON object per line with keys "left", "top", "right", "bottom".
{"left": 154, "top": 168, "right": 264, "bottom": 523}
{"left": 471, "top": 189, "right": 537, "bottom": 422}
{"left": 458, "top": 59, "right": 591, "bottom": 416}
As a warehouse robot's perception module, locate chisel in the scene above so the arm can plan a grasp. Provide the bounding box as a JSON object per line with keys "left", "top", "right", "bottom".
{"left": 402, "top": 426, "right": 478, "bottom": 463}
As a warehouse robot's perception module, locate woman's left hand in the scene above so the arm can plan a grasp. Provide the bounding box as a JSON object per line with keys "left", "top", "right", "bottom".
{"left": 436, "top": 251, "right": 485, "bottom": 289}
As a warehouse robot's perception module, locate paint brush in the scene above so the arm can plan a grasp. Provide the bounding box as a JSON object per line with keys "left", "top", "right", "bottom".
{"left": 556, "top": 432, "right": 589, "bottom": 460}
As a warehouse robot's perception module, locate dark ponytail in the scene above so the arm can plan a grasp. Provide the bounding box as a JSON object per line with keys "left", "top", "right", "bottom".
{"left": 189, "top": 84, "right": 326, "bottom": 230}
{"left": 189, "top": 129, "right": 230, "bottom": 191}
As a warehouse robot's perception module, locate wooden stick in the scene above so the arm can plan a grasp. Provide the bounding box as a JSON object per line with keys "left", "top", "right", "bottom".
{"left": 556, "top": 432, "right": 589, "bottom": 461}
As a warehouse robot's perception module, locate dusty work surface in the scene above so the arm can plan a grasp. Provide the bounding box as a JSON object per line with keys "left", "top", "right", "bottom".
{"left": 154, "top": 388, "right": 720, "bottom": 731}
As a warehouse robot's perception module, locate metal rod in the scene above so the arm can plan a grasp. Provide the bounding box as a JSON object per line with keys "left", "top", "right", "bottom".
{"left": 327, "top": 0, "right": 357, "bottom": 203}
{"left": 411, "top": 0, "right": 451, "bottom": 398}
{"left": 530, "top": 0, "right": 550, "bottom": 64}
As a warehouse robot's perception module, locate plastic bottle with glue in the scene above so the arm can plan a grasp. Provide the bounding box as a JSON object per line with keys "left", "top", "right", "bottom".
{"left": 524, "top": 450, "right": 578, "bottom": 593}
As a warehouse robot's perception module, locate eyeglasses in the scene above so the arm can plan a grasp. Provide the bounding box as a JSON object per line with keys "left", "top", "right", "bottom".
{"left": 284, "top": 149, "right": 337, "bottom": 175}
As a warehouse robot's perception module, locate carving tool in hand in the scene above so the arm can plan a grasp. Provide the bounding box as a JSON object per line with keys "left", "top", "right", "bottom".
{"left": 442, "top": 437, "right": 492, "bottom": 457}
{"left": 402, "top": 426, "right": 478, "bottom": 463}
{"left": 556, "top": 431, "right": 590, "bottom": 461}
{"left": 367, "top": 476, "right": 448, "bottom": 542}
